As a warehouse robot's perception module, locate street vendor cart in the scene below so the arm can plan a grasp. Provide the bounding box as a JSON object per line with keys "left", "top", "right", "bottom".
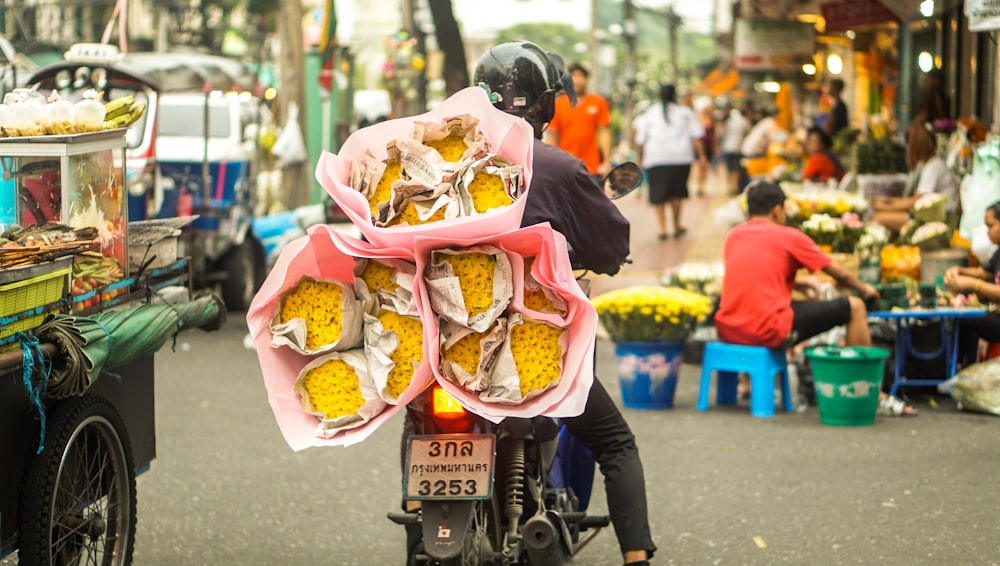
{"left": 0, "top": 128, "right": 223, "bottom": 563}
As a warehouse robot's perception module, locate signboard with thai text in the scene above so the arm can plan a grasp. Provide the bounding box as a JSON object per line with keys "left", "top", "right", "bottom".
{"left": 821, "top": 0, "right": 899, "bottom": 31}
{"left": 966, "top": 0, "right": 1000, "bottom": 32}
{"left": 734, "top": 20, "right": 815, "bottom": 71}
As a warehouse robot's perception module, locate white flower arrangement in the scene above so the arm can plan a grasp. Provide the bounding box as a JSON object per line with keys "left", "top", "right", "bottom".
{"left": 661, "top": 261, "right": 725, "bottom": 298}
{"left": 856, "top": 223, "right": 889, "bottom": 264}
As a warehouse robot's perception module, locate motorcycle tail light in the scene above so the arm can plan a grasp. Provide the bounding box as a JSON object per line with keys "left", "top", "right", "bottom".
{"left": 432, "top": 386, "right": 467, "bottom": 418}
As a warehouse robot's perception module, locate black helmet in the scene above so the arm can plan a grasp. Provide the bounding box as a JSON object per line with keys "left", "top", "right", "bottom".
{"left": 473, "top": 41, "right": 576, "bottom": 130}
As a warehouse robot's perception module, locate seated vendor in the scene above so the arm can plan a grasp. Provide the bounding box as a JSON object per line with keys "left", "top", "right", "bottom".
{"left": 945, "top": 200, "right": 1000, "bottom": 365}
{"left": 715, "top": 181, "right": 879, "bottom": 349}
{"left": 799, "top": 127, "right": 844, "bottom": 184}
{"left": 871, "top": 121, "right": 958, "bottom": 234}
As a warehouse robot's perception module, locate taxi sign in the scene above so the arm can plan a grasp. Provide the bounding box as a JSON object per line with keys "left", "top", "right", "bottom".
{"left": 64, "top": 43, "right": 123, "bottom": 65}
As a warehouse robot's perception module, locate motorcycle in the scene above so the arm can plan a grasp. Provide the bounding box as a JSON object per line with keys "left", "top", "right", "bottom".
{"left": 388, "top": 163, "right": 643, "bottom": 565}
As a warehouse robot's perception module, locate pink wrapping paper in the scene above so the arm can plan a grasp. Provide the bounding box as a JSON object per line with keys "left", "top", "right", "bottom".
{"left": 412, "top": 224, "right": 597, "bottom": 422}
{"left": 315, "top": 87, "right": 535, "bottom": 250}
{"left": 247, "top": 225, "right": 433, "bottom": 450}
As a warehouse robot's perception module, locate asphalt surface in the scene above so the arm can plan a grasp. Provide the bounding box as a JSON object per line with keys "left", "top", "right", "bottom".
{"left": 6, "top": 175, "right": 1000, "bottom": 565}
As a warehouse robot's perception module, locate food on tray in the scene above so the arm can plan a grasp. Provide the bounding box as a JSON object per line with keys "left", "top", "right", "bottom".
{"left": 0, "top": 91, "right": 146, "bottom": 138}
{"left": 301, "top": 358, "right": 365, "bottom": 419}
{"left": 0, "top": 223, "right": 99, "bottom": 269}
{"left": 377, "top": 309, "right": 423, "bottom": 398}
{"left": 509, "top": 318, "right": 565, "bottom": 396}
{"left": 280, "top": 277, "right": 348, "bottom": 350}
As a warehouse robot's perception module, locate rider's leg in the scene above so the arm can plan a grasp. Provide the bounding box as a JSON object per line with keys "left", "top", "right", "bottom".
{"left": 561, "top": 378, "right": 656, "bottom": 562}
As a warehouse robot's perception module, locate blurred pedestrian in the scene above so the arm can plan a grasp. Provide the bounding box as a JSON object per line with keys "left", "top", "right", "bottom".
{"left": 719, "top": 103, "right": 749, "bottom": 195}
{"left": 690, "top": 97, "right": 717, "bottom": 197}
{"left": 545, "top": 62, "right": 612, "bottom": 185}
{"left": 632, "top": 84, "right": 708, "bottom": 241}
{"left": 800, "top": 126, "right": 844, "bottom": 183}
{"left": 914, "top": 68, "right": 952, "bottom": 124}
{"left": 820, "top": 78, "right": 848, "bottom": 137}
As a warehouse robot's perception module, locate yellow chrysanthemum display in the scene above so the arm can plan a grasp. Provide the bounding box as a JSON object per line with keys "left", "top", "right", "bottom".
{"left": 302, "top": 358, "right": 365, "bottom": 419}
{"left": 442, "top": 329, "right": 488, "bottom": 377}
{"left": 389, "top": 202, "right": 448, "bottom": 226}
{"left": 359, "top": 259, "right": 398, "bottom": 294}
{"left": 591, "top": 286, "right": 713, "bottom": 343}
{"left": 425, "top": 133, "right": 467, "bottom": 162}
{"left": 467, "top": 170, "right": 513, "bottom": 213}
{"left": 370, "top": 160, "right": 402, "bottom": 214}
{"left": 522, "top": 257, "right": 565, "bottom": 314}
{"left": 510, "top": 319, "right": 565, "bottom": 396}
{"left": 378, "top": 310, "right": 423, "bottom": 398}
{"left": 280, "top": 277, "right": 346, "bottom": 350}
{"left": 441, "top": 252, "right": 496, "bottom": 316}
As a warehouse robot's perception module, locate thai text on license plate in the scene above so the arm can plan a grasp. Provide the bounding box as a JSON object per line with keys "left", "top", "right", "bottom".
{"left": 404, "top": 434, "right": 495, "bottom": 500}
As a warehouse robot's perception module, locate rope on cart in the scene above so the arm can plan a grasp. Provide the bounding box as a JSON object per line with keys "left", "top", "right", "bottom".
{"left": 15, "top": 331, "right": 53, "bottom": 454}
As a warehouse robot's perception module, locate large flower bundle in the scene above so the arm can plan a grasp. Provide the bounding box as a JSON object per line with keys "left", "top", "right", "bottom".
{"left": 784, "top": 189, "right": 869, "bottom": 222}
{"left": 591, "top": 286, "right": 713, "bottom": 344}
{"left": 799, "top": 212, "right": 865, "bottom": 253}
{"left": 315, "top": 87, "right": 534, "bottom": 250}
{"left": 415, "top": 224, "right": 597, "bottom": 422}
{"left": 660, "top": 261, "right": 724, "bottom": 298}
{"left": 247, "top": 226, "right": 433, "bottom": 449}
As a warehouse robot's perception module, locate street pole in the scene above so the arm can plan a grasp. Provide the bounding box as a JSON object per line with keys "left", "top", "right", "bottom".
{"left": 590, "top": 0, "right": 600, "bottom": 92}
{"left": 623, "top": 0, "right": 637, "bottom": 143}
{"left": 278, "top": 0, "right": 308, "bottom": 208}
{"left": 667, "top": 6, "right": 680, "bottom": 84}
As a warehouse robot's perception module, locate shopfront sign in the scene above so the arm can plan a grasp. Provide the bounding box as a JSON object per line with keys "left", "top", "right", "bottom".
{"left": 821, "top": 0, "right": 899, "bottom": 31}
{"left": 966, "top": 0, "right": 1000, "bottom": 32}
{"left": 734, "top": 19, "right": 815, "bottom": 71}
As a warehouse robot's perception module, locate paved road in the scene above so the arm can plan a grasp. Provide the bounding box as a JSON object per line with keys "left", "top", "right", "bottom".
{"left": 115, "top": 317, "right": 1000, "bottom": 565}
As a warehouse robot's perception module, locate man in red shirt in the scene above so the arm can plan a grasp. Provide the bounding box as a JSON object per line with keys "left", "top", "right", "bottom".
{"left": 545, "top": 62, "right": 611, "bottom": 183}
{"left": 715, "top": 182, "right": 878, "bottom": 348}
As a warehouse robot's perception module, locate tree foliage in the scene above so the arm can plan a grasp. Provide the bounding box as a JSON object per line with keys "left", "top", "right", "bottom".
{"left": 494, "top": 23, "right": 589, "bottom": 58}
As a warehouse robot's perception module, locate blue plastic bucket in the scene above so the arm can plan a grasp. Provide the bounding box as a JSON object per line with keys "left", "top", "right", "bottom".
{"left": 614, "top": 341, "right": 683, "bottom": 409}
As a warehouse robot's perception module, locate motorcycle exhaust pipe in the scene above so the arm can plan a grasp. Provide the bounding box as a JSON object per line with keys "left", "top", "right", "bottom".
{"left": 523, "top": 513, "right": 570, "bottom": 566}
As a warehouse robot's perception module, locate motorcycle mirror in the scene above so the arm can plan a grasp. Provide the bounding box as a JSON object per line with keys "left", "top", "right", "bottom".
{"left": 604, "top": 161, "right": 643, "bottom": 200}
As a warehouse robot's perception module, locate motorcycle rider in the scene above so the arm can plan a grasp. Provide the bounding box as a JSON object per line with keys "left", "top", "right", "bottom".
{"left": 408, "top": 40, "right": 655, "bottom": 565}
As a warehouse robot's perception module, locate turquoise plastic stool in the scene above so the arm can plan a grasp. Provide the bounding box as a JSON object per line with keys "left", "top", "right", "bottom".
{"left": 697, "top": 342, "right": 794, "bottom": 417}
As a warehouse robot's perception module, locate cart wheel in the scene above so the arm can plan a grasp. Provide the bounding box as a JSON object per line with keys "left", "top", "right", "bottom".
{"left": 18, "top": 395, "right": 136, "bottom": 566}
{"left": 220, "top": 235, "right": 264, "bottom": 311}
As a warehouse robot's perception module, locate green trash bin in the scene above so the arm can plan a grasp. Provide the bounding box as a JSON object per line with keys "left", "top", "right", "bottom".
{"left": 806, "top": 346, "right": 889, "bottom": 426}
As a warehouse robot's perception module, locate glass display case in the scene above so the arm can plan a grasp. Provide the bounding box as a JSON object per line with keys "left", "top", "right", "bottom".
{"left": 0, "top": 130, "right": 128, "bottom": 274}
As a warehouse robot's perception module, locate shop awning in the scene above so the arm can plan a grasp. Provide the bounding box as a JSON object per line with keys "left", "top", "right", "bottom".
{"left": 692, "top": 66, "right": 741, "bottom": 97}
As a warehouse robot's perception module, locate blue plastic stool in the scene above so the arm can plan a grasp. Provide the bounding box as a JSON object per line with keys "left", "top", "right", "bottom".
{"left": 697, "top": 342, "right": 794, "bottom": 417}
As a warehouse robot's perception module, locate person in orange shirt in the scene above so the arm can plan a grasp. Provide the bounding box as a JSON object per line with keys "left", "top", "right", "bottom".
{"left": 545, "top": 62, "right": 612, "bottom": 184}
{"left": 800, "top": 127, "right": 844, "bottom": 183}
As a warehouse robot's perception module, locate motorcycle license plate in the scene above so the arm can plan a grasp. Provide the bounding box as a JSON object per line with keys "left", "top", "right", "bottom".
{"left": 404, "top": 434, "right": 495, "bottom": 500}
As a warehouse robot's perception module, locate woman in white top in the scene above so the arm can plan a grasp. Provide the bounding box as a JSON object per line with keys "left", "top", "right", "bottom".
{"left": 719, "top": 105, "right": 750, "bottom": 194}
{"left": 872, "top": 121, "right": 959, "bottom": 233}
{"left": 632, "top": 84, "right": 708, "bottom": 240}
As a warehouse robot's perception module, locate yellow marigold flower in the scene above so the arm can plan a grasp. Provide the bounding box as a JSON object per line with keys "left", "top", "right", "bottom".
{"left": 302, "top": 358, "right": 364, "bottom": 419}
{"left": 378, "top": 310, "right": 423, "bottom": 398}
{"left": 360, "top": 259, "right": 398, "bottom": 294}
{"left": 591, "top": 285, "right": 712, "bottom": 343}
{"left": 510, "top": 320, "right": 565, "bottom": 396}
{"left": 425, "top": 133, "right": 467, "bottom": 162}
{"left": 467, "top": 171, "right": 513, "bottom": 213}
{"left": 522, "top": 256, "right": 566, "bottom": 314}
{"left": 370, "top": 160, "right": 402, "bottom": 215}
{"left": 442, "top": 329, "right": 487, "bottom": 376}
{"left": 442, "top": 252, "right": 496, "bottom": 315}
{"left": 280, "top": 277, "right": 346, "bottom": 350}
{"left": 390, "top": 202, "right": 447, "bottom": 226}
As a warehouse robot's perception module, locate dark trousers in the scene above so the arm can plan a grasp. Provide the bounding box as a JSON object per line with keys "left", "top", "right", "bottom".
{"left": 958, "top": 313, "right": 1000, "bottom": 366}
{"left": 561, "top": 378, "right": 657, "bottom": 556}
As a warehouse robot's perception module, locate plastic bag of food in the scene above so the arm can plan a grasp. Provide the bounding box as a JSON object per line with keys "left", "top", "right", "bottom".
{"left": 946, "top": 359, "right": 1000, "bottom": 416}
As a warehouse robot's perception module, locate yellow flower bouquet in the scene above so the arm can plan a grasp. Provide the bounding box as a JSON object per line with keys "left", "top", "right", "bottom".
{"left": 315, "top": 86, "right": 535, "bottom": 250}
{"left": 270, "top": 276, "right": 364, "bottom": 354}
{"left": 352, "top": 257, "right": 419, "bottom": 316}
{"left": 424, "top": 246, "right": 513, "bottom": 332}
{"left": 499, "top": 313, "right": 567, "bottom": 400}
{"left": 293, "top": 349, "right": 387, "bottom": 438}
{"left": 363, "top": 306, "right": 425, "bottom": 403}
{"left": 439, "top": 318, "right": 507, "bottom": 393}
{"left": 591, "top": 286, "right": 713, "bottom": 343}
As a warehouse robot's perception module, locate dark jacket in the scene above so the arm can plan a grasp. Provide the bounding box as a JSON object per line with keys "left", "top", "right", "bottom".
{"left": 521, "top": 139, "right": 630, "bottom": 275}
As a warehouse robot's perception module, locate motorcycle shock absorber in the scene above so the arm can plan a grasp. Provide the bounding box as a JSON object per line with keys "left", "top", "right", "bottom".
{"left": 505, "top": 438, "right": 526, "bottom": 541}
